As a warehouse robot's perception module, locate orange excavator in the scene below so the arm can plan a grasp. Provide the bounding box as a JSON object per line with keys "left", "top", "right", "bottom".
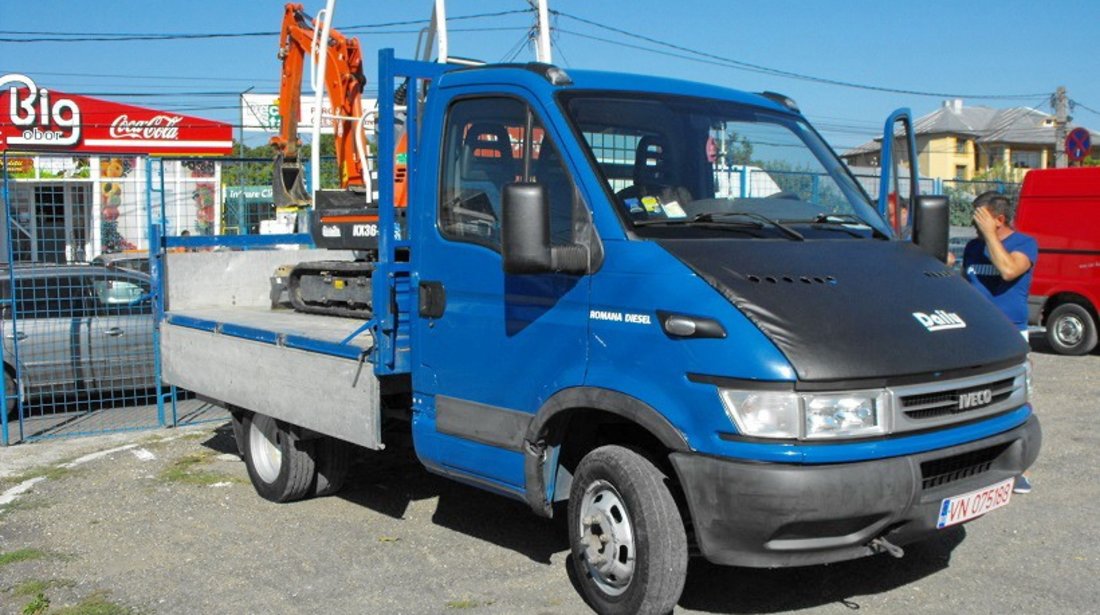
{"left": 270, "top": 2, "right": 407, "bottom": 317}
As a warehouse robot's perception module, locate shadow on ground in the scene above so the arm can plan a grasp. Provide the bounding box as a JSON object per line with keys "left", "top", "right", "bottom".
{"left": 202, "top": 422, "right": 966, "bottom": 613}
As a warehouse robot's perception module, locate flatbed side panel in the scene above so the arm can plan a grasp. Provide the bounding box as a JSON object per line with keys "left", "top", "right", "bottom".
{"left": 161, "top": 323, "right": 381, "bottom": 450}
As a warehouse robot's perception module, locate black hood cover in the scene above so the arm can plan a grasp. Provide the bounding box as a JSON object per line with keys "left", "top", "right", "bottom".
{"left": 658, "top": 238, "right": 1028, "bottom": 383}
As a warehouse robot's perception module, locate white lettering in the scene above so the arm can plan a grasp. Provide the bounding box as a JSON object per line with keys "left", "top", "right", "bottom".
{"left": 351, "top": 224, "right": 378, "bottom": 238}
{"left": 2, "top": 73, "right": 81, "bottom": 146}
{"left": 321, "top": 225, "right": 341, "bottom": 238}
{"left": 912, "top": 310, "right": 967, "bottom": 332}
{"left": 109, "top": 114, "right": 182, "bottom": 140}
{"left": 589, "top": 310, "right": 652, "bottom": 325}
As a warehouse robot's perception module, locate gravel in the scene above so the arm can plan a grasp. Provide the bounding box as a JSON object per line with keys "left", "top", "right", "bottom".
{"left": 1, "top": 336, "right": 1098, "bottom": 614}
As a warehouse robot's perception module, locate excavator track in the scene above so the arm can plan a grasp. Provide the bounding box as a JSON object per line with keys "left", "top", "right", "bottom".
{"left": 287, "top": 260, "right": 375, "bottom": 319}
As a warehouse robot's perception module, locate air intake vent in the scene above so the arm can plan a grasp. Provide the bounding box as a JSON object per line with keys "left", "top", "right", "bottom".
{"left": 920, "top": 442, "right": 1010, "bottom": 490}
{"left": 923, "top": 270, "right": 954, "bottom": 279}
{"left": 746, "top": 274, "right": 837, "bottom": 286}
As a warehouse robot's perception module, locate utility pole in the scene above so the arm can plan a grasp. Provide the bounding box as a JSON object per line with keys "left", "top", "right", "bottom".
{"left": 1054, "top": 86, "right": 1068, "bottom": 168}
{"left": 533, "top": 0, "right": 552, "bottom": 63}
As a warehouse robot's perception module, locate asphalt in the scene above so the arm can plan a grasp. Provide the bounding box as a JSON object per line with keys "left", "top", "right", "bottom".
{"left": 0, "top": 335, "right": 1098, "bottom": 614}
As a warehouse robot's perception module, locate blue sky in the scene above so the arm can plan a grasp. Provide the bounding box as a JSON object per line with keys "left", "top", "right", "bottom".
{"left": 2, "top": 0, "right": 1099, "bottom": 152}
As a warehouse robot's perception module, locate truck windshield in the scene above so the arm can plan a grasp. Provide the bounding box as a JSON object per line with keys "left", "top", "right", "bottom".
{"left": 561, "top": 92, "right": 891, "bottom": 240}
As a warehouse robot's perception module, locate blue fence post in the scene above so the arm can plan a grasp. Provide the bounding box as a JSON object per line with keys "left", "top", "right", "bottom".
{"left": 1, "top": 150, "right": 8, "bottom": 445}
{"left": 739, "top": 166, "right": 748, "bottom": 198}
{"left": 811, "top": 173, "right": 820, "bottom": 203}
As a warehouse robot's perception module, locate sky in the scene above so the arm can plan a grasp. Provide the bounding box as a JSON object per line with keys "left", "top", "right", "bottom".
{"left": 2, "top": 0, "right": 1099, "bottom": 153}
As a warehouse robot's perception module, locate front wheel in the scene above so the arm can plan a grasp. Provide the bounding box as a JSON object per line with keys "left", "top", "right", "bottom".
{"left": 568, "top": 445, "right": 688, "bottom": 615}
{"left": 1047, "top": 303, "right": 1098, "bottom": 355}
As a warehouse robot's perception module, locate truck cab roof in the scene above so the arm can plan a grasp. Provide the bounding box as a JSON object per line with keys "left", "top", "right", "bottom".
{"left": 437, "top": 62, "right": 798, "bottom": 117}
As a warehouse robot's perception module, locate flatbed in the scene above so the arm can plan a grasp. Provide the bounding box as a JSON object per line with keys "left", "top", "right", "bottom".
{"left": 159, "top": 250, "right": 382, "bottom": 450}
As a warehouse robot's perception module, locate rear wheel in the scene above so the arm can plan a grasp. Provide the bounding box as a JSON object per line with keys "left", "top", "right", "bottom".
{"left": 1047, "top": 303, "right": 1098, "bottom": 355}
{"left": 313, "top": 436, "right": 352, "bottom": 496}
{"left": 243, "top": 413, "right": 316, "bottom": 502}
{"left": 568, "top": 445, "right": 687, "bottom": 615}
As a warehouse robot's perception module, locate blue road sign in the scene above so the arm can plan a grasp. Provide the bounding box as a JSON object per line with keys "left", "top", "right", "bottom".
{"left": 1066, "top": 127, "right": 1091, "bottom": 162}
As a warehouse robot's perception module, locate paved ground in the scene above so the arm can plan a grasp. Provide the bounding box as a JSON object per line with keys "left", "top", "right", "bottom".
{"left": 1, "top": 336, "right": 1098, "bottom": 614}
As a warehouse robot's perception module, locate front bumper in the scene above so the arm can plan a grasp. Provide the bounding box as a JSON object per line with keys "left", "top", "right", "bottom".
{"left": 670, "top": 414, "right": 1041, "bottom": 568}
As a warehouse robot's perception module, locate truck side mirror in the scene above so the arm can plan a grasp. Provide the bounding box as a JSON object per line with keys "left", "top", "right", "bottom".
{"left": 913, "top": 195, "right": 949, "bottom": 263}
{"left": 501, "top": 183, "right": 588, "bottom": 275}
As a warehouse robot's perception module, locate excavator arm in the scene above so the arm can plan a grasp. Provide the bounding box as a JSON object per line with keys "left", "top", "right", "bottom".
{"left": 271, "top": 2, "right": 368, "bottom": 206}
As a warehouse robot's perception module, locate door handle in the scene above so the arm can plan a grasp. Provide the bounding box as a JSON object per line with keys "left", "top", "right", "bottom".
{"left": 418, "top": 281, "right": 446, "bottom": 319}
{"left": 105, "top": 327, "right": 125, "bottom": 337}
{"left": 5, "top": 332, "right": 27, "bottom": 341}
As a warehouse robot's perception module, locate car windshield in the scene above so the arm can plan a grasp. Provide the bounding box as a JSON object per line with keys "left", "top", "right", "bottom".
{"left": 561, "top": 92, "right": 891, "bottom": 240}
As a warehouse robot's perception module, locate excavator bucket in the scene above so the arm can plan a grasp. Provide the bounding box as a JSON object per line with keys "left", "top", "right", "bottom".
{"left": 273, "top": 153, "right": 312, "bottom": 208}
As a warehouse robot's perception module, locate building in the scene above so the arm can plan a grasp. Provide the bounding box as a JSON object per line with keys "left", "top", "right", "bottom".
{"left": 842, "top": 99, "right": 1097, "bottom": 181}
{"left": 0, "top": 74, "right": 232, "bottom": 263}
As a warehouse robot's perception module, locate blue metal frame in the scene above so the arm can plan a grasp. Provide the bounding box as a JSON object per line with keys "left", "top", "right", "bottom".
{"left": 877, "top": 108, "right": 920, "bottom": 217}
{"left": 372, "top": 50, "right": 450, "bottom": 376}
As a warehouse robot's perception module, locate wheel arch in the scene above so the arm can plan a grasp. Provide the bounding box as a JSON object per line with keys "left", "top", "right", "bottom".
{"left": 1042, "top": 291, "right": 1098, "bottom": 325}
{"left": 522, "top": 387, "right": 690, "bottom": 517}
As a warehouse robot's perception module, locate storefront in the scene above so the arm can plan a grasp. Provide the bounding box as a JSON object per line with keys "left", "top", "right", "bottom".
{"left": 0, "top": 73, "right": 232, "bottom": 263}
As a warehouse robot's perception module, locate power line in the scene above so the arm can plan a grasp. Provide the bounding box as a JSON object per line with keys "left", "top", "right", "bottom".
{"left": 551, "top": 10, "right": 1048, "bottom": 100}
{"left": 1071, "top": 99, "right": 1100, "bottom": 118}
{"left": 0, "top": 9, "right": 533, "bottom": 43}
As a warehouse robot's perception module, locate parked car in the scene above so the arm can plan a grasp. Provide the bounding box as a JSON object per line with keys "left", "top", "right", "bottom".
{"left": 91, "top": 252, "right": 151, "bottom": 274}
{"left": 1, "top": 263, "right": 155, "bottom": 417}
{"left": 1015, "top": 167, "right": 1100, "bottom": 355}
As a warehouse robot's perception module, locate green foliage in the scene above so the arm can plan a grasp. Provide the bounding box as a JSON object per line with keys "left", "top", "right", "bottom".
{"left": 51, "top": 591, "right": 131, "bottom": 615}
{"left": 10, "top": 579, "right": 75, "bottom": 597}
{"left": 222, "top": 135, "right": 339, "bottom": 192}
{"left": 21, "top": 592, "right": 48, "bottom": 615}
{"left": 0, "top": 548, "right": 48, "bottom": 568}
{"left": 942, "top": 167, "right": 1022, "bottom": 226}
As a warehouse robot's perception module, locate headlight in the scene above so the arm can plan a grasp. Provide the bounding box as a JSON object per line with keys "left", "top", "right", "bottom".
{"left": 802, "top": 392, "right": 887, "bottom": 439}
{"left": 719, "top": 389, "right": 888, "bottom": 440}
{"left": 719, "top": 391, "right": 800, "bottom": 439}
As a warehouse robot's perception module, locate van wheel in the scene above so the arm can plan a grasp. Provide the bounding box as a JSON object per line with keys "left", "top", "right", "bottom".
{"left": 568, "top": 445, "right": 687, "bottom": 615}
{"left": 243, "top": 413, "right": 316, "bottom": 502}
{"left": 313, "top": 437, "right": 351, "bottom": 496}
{"left": 1047, "top": 303, "right": 1098, "bottom": 355}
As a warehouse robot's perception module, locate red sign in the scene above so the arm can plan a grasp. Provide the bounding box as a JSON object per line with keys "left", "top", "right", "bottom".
{"left": 0, "top": 73, "right": 232, "bottom": 155}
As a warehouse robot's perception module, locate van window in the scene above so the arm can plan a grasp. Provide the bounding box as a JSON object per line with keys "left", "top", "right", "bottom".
{"left": 90, "top": 275, "right": 151, "bottom": 316}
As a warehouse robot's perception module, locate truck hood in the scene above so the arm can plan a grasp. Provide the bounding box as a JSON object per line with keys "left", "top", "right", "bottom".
{"left": 657, "top": 238, "right": 1028, "bottom": 383}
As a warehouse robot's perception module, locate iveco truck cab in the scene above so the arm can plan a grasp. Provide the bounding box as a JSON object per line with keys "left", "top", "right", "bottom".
{"left": 159, "top": 53, "right": 1041, "bottom": 615}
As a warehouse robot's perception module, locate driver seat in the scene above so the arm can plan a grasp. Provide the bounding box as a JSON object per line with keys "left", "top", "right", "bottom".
{"left": 616, "top": 135, "right": 693, "bottom": 212}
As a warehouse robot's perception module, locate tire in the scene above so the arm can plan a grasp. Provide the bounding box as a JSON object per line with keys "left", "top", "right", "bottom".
{"left": 229, "top": 409, "right": 248, "bottom": 458}
{"left": 568, "top": 445, "right": 688, "bottom": 615}
{"left": 242, "top": 413, "right": 317, "bottom": 503}
{"left": 1046, "top": 303, "right": 1098, "bottom": 356}
{"left": 313, "top": 436, "right": 352, "bottom": 497}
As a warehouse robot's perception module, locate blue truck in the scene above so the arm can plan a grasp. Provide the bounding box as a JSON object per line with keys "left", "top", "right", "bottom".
{"left": 158, "top": 50, "right": 1040, "bottom": 614}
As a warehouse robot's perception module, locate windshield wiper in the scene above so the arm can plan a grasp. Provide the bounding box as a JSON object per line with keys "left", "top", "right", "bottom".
{"left": 778, "top": 213, "right": 888, "bottom": 239}
{"left": 693, "top": 211, "right": 804, "bottom": 241}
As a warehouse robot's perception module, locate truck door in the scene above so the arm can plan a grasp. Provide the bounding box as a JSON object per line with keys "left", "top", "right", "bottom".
{"left": 414, "top": 94, "right": 590, "bottom": 488}
{"left": 878, "top": 109, "right": 919, "bottom": 238}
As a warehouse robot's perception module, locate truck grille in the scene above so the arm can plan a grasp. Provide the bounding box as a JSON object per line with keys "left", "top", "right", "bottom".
{"left": 920, "top": 442, "right": 1010, "bottom": 490}
{"left": 887, "top": 364, "right": 1027, "bottom": 435}
{"left": 900, "top": 377, "right": 1016, "bottom": 420}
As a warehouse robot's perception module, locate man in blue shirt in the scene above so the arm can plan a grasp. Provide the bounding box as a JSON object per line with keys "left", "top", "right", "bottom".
{"left": 962, "top": 190, "right": 1038, "bottom": 493}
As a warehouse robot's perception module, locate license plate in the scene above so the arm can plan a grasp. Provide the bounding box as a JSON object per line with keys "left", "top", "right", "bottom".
{"left": 936, "top": 477, "right": 1014, "bottom": 529}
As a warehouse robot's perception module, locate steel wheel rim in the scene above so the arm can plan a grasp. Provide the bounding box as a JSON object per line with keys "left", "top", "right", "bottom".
{"left": 1055, "top": 315, "right": 1084, "bottom": 346}
{"left": 578, "top": 479, "right": 635, "bottom": 596}
{"left": 249, "top": 415, "right": 282, "bottom": 483}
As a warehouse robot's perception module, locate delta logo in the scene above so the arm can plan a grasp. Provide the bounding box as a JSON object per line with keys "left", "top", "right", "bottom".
{"left": 912, "top": 310, "right": 967, "bottom": 332}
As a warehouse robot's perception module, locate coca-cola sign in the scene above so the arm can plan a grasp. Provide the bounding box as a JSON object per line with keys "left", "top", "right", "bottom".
{"left": 0, "top": 73, "right": 232, "bottom": 154}
{"left": 109, "top": 114, "right": 183, "bottom": 140}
